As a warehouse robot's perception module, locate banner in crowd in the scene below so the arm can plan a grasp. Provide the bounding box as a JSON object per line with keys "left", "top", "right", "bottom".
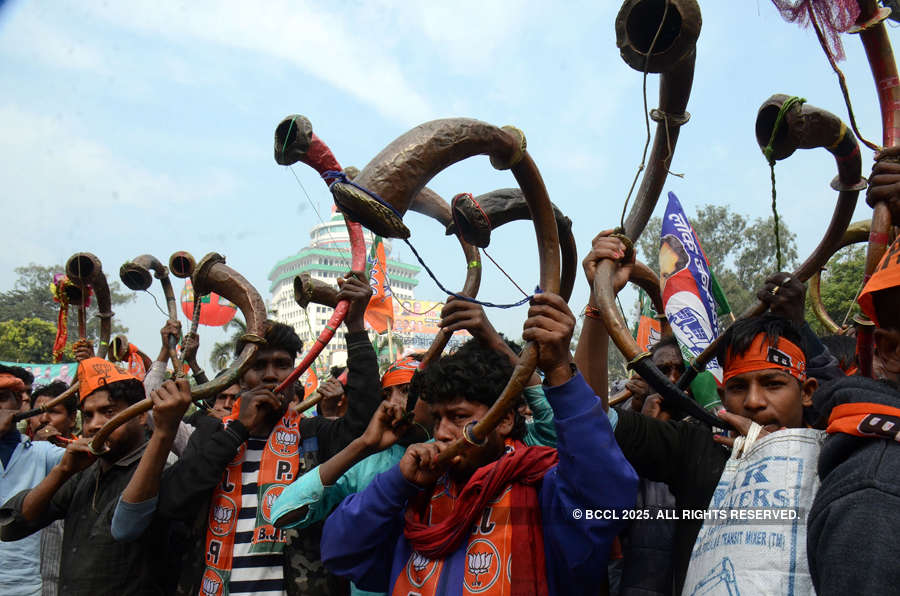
{"left": 659, "top": 192, "right": 729, "bottom": 411}
{"left": 386, "top": 299, "right": 469, "bottom": 352}
{"left": 0, "top": 361, "right": 77, "bottom": 386}
{"left": 180, "top": 279, "right": 238, "bottom": 327}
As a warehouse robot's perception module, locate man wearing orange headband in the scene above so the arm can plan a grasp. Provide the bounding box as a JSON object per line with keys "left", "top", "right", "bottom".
{"left": 807, "top": 226, "right": 900, "bottom": 595}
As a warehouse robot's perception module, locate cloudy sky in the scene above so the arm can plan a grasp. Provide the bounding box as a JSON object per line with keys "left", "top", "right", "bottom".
{"left": 0, "top": 0, "right": 893, "bottom": 367}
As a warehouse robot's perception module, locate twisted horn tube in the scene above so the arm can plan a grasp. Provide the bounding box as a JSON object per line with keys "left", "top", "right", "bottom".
{"left": 809, "top": 220, "right": 871, "bottom": 334}
{"left": 447, "top": 188, "right": 577, "bottom": 302}
{"left": 273, "top": 115, "right": 367, "bottom": 394}
{"left": 327, "top": 116, "right": 560, "bottom": 463}
{"left": 674, "top": 95, "right": 865, "bottom": 391}
{"left": 89, "top": 253, "right": 267, "bottom": 454}
{"left": 66, "top": 253, "right": 113, "bottom": 359}
{"left": 593, "top": 0, "right": 717, "bottom": 425}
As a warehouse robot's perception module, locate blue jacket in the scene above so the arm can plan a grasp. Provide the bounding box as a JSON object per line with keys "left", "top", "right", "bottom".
{"left": 320, "top": 372, "right": 638, "bottom": 595}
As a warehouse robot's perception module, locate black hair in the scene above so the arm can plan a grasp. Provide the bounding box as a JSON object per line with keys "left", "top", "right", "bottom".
{"left": 0, "top": 364, "right": 34, "bottom": 388}
{"left": 81, "top": 378, "right": 145, "bottom": 407}
{"left": 715, "top": 314, "right": 808, "bottom": 372}
{"left": 236, "top": 320, "right": 303, "bottom": 359}
{"left": 650, "top": 334, "right": 680, "bottom": 356}
{"left": 819, "top": 334, "right": 857, "bottom": 372}
{"left": 416, "top": 338, "right": 525, "bottom": 440}
{"left": 873, "top": 287, "right": 900, "bottom": 331}
{"left": 31, "top": 381, "right": 76, "bottom": 415}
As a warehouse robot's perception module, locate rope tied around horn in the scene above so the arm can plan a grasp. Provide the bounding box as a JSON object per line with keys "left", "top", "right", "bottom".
{"left": 322, "top": 170, "right": 539, "bottom": 309}
{"left": 762, "top": 95, "right": 806, "bottom": 272}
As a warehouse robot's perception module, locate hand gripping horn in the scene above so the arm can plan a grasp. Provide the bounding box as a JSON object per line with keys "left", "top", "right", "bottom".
{"left": 119, "top": 255, "right": 184, "bottom": 375}
{"left": 89, "top": 253, "right": 267, "bottom": 454}
{"left": 447, "top": 188, "right": 577, "bottom": 302}
{"left": 273, "top": 115, "right": 368, "bottom": 394}
{"left": 66, "top": 252, "right": 113, "bottom": 359}
{"left": 593, "top": 0, "right": 719, "bottom": 425}
{"left": 808, "top": 220, "right": 871, "bottom": 334}
{"left": 673, "top": 95, "right": 865, "bottom": 392}
{"left": 325, "top": 117, "right": 560, "bottom": 463}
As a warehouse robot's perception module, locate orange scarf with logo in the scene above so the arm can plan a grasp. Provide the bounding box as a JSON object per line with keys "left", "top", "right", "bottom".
{"left": 827, "top": 402, "right": 900, "bottom": 441}
{"left": 397, "top": 441, "right": 557, "bottom": 596}
{"left": 201, "top": 408, "right": 301, "bottom": 594}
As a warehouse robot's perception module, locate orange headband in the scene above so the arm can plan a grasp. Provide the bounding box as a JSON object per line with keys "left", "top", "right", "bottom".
{"left": 724, "top": 333, "right": 807, "bottom": 383}
{"left": 858, "top": 236, "right": 900, "bottom": 327}
{"left": 381, "top": 355, "right": 419, "bottom": 388}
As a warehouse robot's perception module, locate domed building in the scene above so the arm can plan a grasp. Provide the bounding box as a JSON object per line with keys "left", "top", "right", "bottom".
{"left": 268, "top": 210, "right": 420, "bottom": 367}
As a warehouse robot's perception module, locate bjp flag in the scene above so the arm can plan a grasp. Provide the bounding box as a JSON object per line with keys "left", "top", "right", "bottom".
{"left": 632, "top": 289, "right": 662, "bottom": 352}
{"left": 364, "top": 236, "right": 394, "bottom": 333}
{"left": 303, "top": 367, "right": 318, "bottom": 399}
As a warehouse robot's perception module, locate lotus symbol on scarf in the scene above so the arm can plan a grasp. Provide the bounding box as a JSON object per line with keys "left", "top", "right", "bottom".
{"left": 412, "top": 551, "right": 430, "bottom": 572}
{"left": 467, "top": 551, "right": 493, "bottom": 586}
{"left": 275, "top": 430, "right": 298, "bottom": 447}
{"left": 212, "top": 505, "right": 233, "bottom": 525}
{"left": 201, "top": 576, "right": 222, "bottom": 596}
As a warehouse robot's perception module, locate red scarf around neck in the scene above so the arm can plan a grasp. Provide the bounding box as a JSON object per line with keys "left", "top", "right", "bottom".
{"left": 403, "top": 442, "right": 558, "bottom": 596}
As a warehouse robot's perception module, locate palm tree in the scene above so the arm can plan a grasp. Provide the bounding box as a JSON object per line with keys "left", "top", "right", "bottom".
{"left": 209, "top": 316, "right": 246, "bottom": 373}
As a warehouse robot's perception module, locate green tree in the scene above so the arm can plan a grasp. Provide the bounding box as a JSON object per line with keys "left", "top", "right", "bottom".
{"left": 371, "top": 333, "right": 404, "bottom": 375}
{"left": 209, "top": 316, "right": 247, "bottom": 372}
{"left": 0, "top": 318, "right": 74, "bottom": 362}
{"left": 636, "top": 205, "right": 798, "bottom": 318}
{"left": 0, "top": 263, "right": 134, "bottom": 340}
{"left": 804, "top": 245, "right": 866, "bottom": 335}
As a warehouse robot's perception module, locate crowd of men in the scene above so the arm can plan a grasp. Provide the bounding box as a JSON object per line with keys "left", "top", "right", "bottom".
{"left": 1, "top": 166, "right": 900, "bottom": 595}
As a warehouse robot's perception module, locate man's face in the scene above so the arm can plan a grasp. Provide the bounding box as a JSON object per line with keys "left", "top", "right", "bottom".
{"left": 81, "top": 390, "right": 145, "bottom": 460}
{"left": 240, "top": 349, "right": 295, "bottom": 391}
{"left": 0, "top": 391, "right": 21, "bottom": 414}
{"left": 430, "top": 397, "right": 511, "bottom": 482}
{"left": 211, "top": 384, "right": 241, "bottom": 420}
{"left": 721, "top": 368, "right": 813, "bottom": 431}
{"left": 382, "top": 383, "right": 410, "bottom": 409}
{"left": 29, "top": 395, "right": 75, "bottom": 438}
{"left": 652, "top": 344, "right": 685, "bottom": 385}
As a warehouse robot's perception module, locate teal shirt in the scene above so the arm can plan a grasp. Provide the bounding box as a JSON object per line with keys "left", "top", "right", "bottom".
{"left": 270, "top": 385, "right": 557, "bottom": 596}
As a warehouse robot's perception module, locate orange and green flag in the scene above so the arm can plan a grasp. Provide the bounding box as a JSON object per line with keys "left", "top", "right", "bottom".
{"left": 364, "top": 236, "right": 394, "bottom": 333}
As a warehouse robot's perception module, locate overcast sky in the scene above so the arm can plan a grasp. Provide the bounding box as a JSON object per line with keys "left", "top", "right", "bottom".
{"left": 0, "top": 0, "right": 893, "bottom": 367}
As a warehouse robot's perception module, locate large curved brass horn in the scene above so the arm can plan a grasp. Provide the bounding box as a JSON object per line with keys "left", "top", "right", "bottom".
{"left": 326, "top": 116, "right": 560, "bottom": 462}
{"left": 66, "top": 253, "right": 113, "bottom": 359}
{"left": 89, "top": 253, "right": 267, "bottom": 454}
{"left": 593, "top": 0, "right": 718, "bottom": 425}
{"left": 809, "top": 220, "right": 871, "bottom": 334}
{"left": 273, "top": 116, "right": 367, "bottom": 394}
{"left": 851, "top": 1, "right": 900, "bottom": 375}
{"left": 120, "top": 254, "right": 184, "bottom": 375}
{"left": 447, "top": 188, "right": 577, "bottom": 302}
{"left": 674, "top": 95, "right": 865, "bottom": 392}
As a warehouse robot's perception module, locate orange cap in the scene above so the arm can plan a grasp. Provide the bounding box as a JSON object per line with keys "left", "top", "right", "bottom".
{"left": 76, "top": 357, "right": 139, "bottom": 401}
{"left": 858, "top": 236, "right": 900, "bottom": 327}
{"left": 381, "top": 355, "right": 420, "bottom": 388}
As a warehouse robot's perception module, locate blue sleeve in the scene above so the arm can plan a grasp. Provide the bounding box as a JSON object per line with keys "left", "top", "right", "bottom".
{"left": 523, "top": 384, "right": 557, "bottom": 447}
{"left": 321, "top": 465, "right": 421, "bottom": 591}
{"left": 40, "top": 442, "right": 65, "bottom": 474}
{"left": 111, "top": 495, "right": 158, "bottom": 542}
{"left": 540, "top": 372, "right": 637, "bottom": 586}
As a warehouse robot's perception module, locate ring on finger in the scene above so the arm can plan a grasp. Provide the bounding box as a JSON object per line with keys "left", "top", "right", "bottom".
{"left": 770, "top": 286, "right": 781, "bottom": 295}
